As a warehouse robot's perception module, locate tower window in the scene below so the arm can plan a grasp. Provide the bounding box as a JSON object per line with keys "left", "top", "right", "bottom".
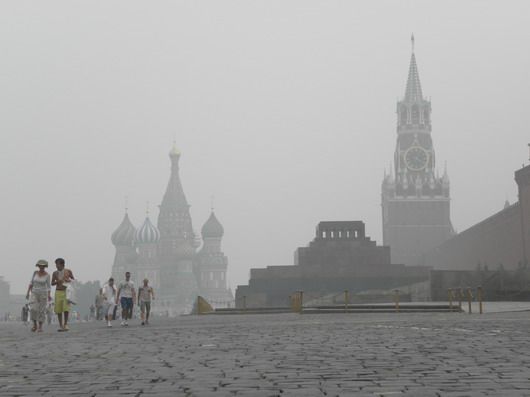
{"left": 400, "top": 108, "right": 408, "bottom": 125}
{"left": 411, "top": 105, "right": 419, "bottom": 124}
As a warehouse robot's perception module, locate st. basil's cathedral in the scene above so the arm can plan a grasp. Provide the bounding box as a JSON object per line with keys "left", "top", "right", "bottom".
{"left": 110, "top": 144, "right": 233, "bottom": 315}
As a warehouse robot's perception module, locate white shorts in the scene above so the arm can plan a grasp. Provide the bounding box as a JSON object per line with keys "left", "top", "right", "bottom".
{"left": 103, "top": 301, "right": 116, "bottom": 317}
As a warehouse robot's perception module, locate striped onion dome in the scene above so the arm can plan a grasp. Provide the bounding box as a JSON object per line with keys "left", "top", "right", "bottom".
{"left": 111, "top": 213, "right": 136, "bottom": 246}
{"left": 135, "top": 216, "right": 160, "bottom": 244}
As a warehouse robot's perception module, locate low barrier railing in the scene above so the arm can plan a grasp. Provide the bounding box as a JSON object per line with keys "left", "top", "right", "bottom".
{"left": 447, "top": 286, "right": 484, "bottom": 314}
{"left": 197, "top": 288, "right": 483, "bottom": 315}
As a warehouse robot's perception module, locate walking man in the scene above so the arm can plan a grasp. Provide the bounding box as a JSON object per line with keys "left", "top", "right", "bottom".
{"left": 138, "top": 278, "right": 155, "bottom": 325}
{"left": 102, "top": 278, "right": 117, "bottom": 328}
{"left": 117, "top": 272, "right": 135, "bottom": 326}
{"left": 51, "top": 258, "right": 75, "bottom": 332}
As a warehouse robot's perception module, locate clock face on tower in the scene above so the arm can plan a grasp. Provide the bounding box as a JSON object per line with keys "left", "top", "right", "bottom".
{"left": 404, "top": 146, "right": 429, "bottom": 171}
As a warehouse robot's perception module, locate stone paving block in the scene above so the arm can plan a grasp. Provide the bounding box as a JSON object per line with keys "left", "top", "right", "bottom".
{"left": 2, "top": 312, "right": 530, "bottom": 395}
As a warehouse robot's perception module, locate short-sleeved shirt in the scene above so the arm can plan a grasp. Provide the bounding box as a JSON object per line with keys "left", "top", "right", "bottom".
{"left": 138, "top": 286, "right": 153, "bottom": 302}
{"left": 118, "top": 280, "right": 135, "bottom": 298}
{"left": 102, "top": 284, "right": 116, "bottom": 302}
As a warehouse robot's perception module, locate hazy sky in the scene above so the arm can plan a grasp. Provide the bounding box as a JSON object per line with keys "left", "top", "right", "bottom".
{"left": 1, "top": 1, "right": 529, "bottom": 294}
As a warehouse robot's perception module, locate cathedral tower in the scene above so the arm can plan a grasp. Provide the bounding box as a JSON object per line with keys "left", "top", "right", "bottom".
{"left": 134, "top": 213, "right": 161, "bottom": 290}
{"left": 195, "top": 211, "right": 233, "bottom": 307}
{"left": 111, "top": 211, "right": 137, "bottom": 281}
{"left": 382, "top": 36, "right": 453, "bottom": 266}
{"left": 157, "top": 144, "right": 198, "bottom": 312}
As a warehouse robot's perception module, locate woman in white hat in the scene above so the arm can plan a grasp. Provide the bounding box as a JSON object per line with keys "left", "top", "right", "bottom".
{"left": 26, "top": 259, "right": 52, "bottom": 332}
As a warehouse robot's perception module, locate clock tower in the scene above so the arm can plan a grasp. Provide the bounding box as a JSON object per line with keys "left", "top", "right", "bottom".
{"left": 381, "top": 36, "right": 454, "bottom": 266}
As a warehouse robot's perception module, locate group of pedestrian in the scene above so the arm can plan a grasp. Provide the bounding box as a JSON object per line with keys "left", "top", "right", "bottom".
{"left": 26, "top": 260, "right": 155, "bottom": 332}
{"left": 26, "top": 258, "right": 74, "bottom": 332}
{"left": 100, "top": 272, "right": 155, "bottom": 328}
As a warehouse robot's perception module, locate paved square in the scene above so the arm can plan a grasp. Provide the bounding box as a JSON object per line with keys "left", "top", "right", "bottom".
{"left": 1, "top": 311, "right": 530, "bottom": 396}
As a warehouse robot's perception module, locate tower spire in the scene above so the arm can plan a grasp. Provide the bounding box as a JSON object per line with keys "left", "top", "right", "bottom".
{"left": 404, "top": 35, "right": 423, "bottom": 102}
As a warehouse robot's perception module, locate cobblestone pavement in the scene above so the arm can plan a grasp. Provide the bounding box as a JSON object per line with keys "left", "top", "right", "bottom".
{"left": 2, "top": 311, "right": 530, "bottom": 396}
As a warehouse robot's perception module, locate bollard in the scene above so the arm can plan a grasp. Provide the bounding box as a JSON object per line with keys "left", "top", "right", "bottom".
{"left": 344, "top": 290, "right": 349, "bottom": 312}
{"left": 394, "top": 289, "right": 400, "bottom": 312}
{"left": 291, "top": 292, "right": 299, "bottom": 313}
{"left": 467, "top": 287, "right": 472, "bottom": 314}
{"left": 448, "top": 288, "right": 453, "bottom": 310}
{"left": 291, "top": 294, "right": 299, "bottom": 313}
{"left": 478, "top": 286, "right": 483, "bottom": 314}
{"left": 298, "top": 291, "right": 304, "bottom": 313}
{"left": 458, "top": 288, "right": 463, "bottom": 311}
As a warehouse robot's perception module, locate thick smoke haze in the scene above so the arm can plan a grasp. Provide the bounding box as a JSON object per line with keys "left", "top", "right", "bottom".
{"left": 1, "top": 1, "right": 529, "bottom": 293}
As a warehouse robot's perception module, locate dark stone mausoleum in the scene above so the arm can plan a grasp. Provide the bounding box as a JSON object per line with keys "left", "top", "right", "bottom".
{"left": 236, "top": 221, "right": 430, "bottom": 308}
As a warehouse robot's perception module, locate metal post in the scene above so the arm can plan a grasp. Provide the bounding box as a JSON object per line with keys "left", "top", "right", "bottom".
{"left": 467, "top": 287, "right": 472, "bottom": 314}
{"left": 290, "top": 294, "right": 299, "bottom": 313}
{"left": 394, "top": 289, "right": 400, "bottom": 312}
{"left": 344, "top": 290, "right": 349, "bottom": 312}
{"left": 448, "top": 288, "right": 453, "bottom": 310}
{"left": 299, "top": 291, "right": 304, "bottom": 313}
{"left": 478, "top": 286, "right": 483, "bottom": 314}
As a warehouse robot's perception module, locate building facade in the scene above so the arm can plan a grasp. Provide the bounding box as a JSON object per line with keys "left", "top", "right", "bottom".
{"left": 110, "top": 146, "right": 233, "bottom": 315}
{"left": 425, "top": 163, "right": 530, "bottom": 272}
{"left": 0, "top": 276, "right": 10, "bottom": 319}
{"left": 382, "top": 38, "right": 454, "bottom": 266}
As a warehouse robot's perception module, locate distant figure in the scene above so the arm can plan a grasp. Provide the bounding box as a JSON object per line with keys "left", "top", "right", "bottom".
{"left": 138, "top": 278, "right": 155, "bottom": 326}
{"left": 95, "top": 289, "right": 105, "bottom": 320}
{"left": 46, "top": 303, "right": 53, "bottom": 325}
{"left": 102, "top": 277, "right": 117, "bottom": 328}
{"left": 51, "top": 257, "right": 75, "bottom": 332}
{"left": 26, "top": 259, "right": 52, "bottom": 332}
{"left": 117, "top": 272, "right": 135, "bottom": 326}
{"left": 89, "top": 304, "right": 96, "bottom": 320}
{"left": 21, "top": 304, "right": 29, "bottom": 325}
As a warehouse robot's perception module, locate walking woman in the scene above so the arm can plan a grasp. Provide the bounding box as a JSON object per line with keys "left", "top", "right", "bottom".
{"left": 26, "top": 259, "right": 52, "bottom": 332}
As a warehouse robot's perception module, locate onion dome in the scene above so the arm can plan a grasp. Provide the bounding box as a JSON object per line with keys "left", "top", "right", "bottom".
{"left": 201, "top": 211, "right": 224, "bottom": 238}
{"left": 169, "top": 142, "right": 181, "bottom": 158}
{"left": 135, "top": 216, "right": 161, "bottom": 244}
{"left": 111, "top": 213, "right": 136, "bottom": 246}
